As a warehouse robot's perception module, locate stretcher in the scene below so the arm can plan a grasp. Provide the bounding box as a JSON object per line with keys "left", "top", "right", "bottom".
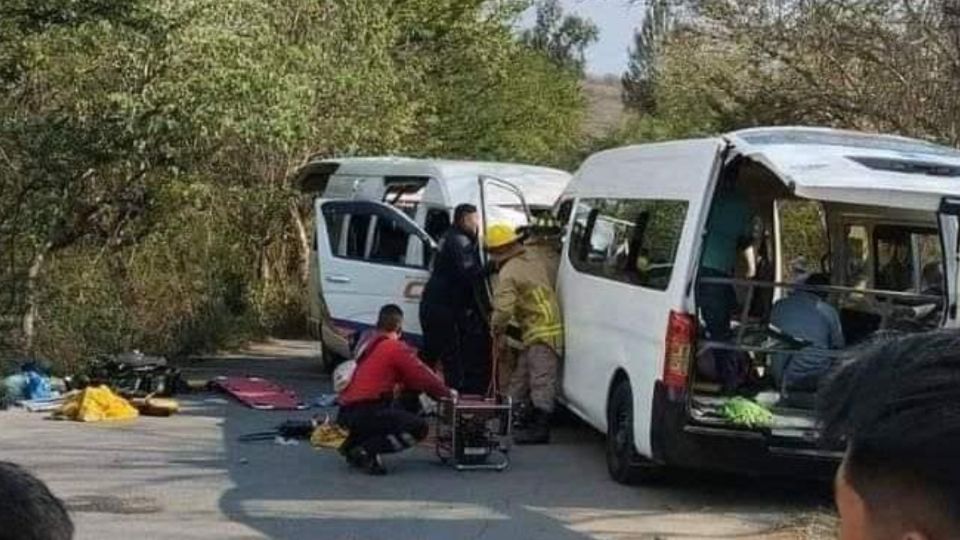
{"left": 435, "top": 394, "right": 512, "bottom": 471}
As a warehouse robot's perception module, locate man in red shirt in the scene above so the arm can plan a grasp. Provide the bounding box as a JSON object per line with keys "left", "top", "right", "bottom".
{"left": 338, "top": 304, "right": 455, "bottom": 475}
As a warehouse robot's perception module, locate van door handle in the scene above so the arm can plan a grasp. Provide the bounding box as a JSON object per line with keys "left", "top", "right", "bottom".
{"left": 326, "top": 275, "right": 351, "bottom": 284}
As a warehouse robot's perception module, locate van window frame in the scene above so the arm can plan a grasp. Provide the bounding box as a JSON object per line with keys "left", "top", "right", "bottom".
{"left": 567, "top": 197, "right": 689, "bottom": 292}
{"left": 322, "top": 200, "right": 435, "bottom": 270}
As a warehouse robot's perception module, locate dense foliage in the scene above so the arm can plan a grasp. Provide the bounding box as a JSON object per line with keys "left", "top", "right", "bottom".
{"left": 0, "top": 0, "right": 587, "bottom": 367}
{"left": 5, "top": 0, "right": 959, "bottom": 368}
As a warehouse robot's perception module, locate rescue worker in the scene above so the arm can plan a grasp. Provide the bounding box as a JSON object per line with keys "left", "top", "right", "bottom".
{"left": 485, "top": 223, "right": 563, "bottom": 445}
{"left": 419, "top": 204, "right": 492, "bottom": 394}
{"left": 697, "top": 168, "right": 755, "bottom": 394}
{"left": 338, "top": 305, "right": 455, "bottom": 475}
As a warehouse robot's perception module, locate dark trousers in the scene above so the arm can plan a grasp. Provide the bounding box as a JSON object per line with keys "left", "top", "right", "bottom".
{"left": 698, "top": 268, "right": 742, "bottom": 391}
{"left": 338, "top": 400, "right": 428, "bottom": 456}
{"left": 420, "top": 303, "right": 491, "bottom": 394}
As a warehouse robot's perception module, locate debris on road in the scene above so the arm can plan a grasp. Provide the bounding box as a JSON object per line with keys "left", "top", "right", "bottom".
{"left": 311, "top": 393, "right": 338, "bottom": 408}
{"left": 211, "top": 375, "right": 307, "bottom": 410}
{"left": 56, "top": 385, "right": 139, "bottom": 422}
{"left": 68, "top": 354, "right": 182, "bottom": 398}
{"left": 310, "top": 420, "right": 348, "bottom": 449}
{"left": 130, "top": 396, "right": 181, "bottom": 417}
{"left": 238, "top": 418, "right": 318, "bottom": 443}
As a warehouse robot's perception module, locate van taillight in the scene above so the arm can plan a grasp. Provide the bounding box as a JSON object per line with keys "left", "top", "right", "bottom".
{"left": 664, "top": 311, "right": 695, "bottom": 390}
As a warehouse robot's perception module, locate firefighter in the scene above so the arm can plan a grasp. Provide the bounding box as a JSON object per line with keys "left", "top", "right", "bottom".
{"left": 485, "top": 223, "right": 563, "bottom": 445}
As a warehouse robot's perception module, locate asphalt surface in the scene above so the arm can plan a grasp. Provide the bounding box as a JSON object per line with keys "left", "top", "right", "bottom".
{"left": 0, "top": 340, "right": 835, "bottom": 540}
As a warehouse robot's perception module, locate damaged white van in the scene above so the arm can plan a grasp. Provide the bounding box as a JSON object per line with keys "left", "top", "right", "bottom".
{"left": 296, "top": 157, "right": 571, "bottom": 369}
{"left": 558, "top": 127, "right": 960, "bottom": 483}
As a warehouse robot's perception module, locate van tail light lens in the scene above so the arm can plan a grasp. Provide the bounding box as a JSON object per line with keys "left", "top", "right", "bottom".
{"left": 664, "top": 311, "right": 695, "bottom": 390}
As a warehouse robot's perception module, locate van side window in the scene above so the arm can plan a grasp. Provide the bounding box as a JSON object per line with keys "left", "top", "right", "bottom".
{"left": 568, "top": 198, "right": 688, "bottom": 291}
{"left": 346, "top": 214, "right": 372, "bottom": 258}
{"left": 322, "top": 203, "right": 430, "bottom": 269}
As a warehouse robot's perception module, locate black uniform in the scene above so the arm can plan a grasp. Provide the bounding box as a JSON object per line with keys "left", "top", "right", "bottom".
{"left": 419, "top": 226, "right": 491, "bottom": 394}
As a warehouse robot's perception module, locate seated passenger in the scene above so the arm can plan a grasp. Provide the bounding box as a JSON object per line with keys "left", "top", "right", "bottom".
{"left": 922, "top": 261, "right": 944, "bottom": 296}
{"left": 769, "top": 274, "right": 845, "bottom": 394}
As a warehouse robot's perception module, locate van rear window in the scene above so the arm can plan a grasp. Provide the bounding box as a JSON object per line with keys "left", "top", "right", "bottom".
{"left": 568, "top": 198, "right": 688, "bottom": 291}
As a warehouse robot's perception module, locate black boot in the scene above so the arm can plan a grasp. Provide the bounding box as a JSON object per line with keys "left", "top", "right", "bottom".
{"left": 514, "top": 408, "right": 550, "bottom": 445}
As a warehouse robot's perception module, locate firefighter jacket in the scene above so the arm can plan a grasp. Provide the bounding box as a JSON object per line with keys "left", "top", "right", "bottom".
{"left": 491, "top": 249, "right": 563, "bottom": 354}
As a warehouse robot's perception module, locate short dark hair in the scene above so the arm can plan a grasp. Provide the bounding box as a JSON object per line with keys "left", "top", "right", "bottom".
{"left": 818, "top": 331, "right": 960, "bottom": 536}
{"left": 376, "top": 304, "right": 403, "bottom": 332}
{"left": 453, "top": 204, "right": 477, "bottom": 225}
{"left": 0, "top": 462, "right": 74, "bottom": 540}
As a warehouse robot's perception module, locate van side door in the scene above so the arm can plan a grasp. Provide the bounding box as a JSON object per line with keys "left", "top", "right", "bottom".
{"left": 314, "top": 199, "right": 435, "bottom": 344}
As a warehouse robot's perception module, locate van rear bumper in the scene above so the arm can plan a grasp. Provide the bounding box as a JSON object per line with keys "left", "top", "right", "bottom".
{"left": 649, "top": 382, "right": 841, "bottom": 479}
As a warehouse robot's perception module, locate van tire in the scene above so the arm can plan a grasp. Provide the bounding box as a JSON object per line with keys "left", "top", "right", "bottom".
{"left": 606, "top": 381, "right": 663, "bottom": 485}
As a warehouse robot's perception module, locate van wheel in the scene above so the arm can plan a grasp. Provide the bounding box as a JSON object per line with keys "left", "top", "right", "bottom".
{"left": 606, "top": 381, "right": 663, "bottom": 485}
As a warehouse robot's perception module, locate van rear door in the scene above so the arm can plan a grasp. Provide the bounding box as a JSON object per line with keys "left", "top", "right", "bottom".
{"left": 938, "top": 197, "right": 960, "bottom": 327}
{"left": 314, "top": 199, "right": 435, "bottom": 344}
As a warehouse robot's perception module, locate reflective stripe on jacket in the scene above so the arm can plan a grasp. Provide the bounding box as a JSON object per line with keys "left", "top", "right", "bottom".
{"left": 491, "top": 249, "right": 563, "bottom": 354}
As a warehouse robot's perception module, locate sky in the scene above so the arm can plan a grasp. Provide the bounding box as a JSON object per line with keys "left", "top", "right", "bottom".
{"left": 519, "top": 0, "right": 645, "bottom": 76}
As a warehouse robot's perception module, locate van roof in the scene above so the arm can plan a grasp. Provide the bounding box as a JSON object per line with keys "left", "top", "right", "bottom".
{"left": 299, "top": 156, "right": 571, "bottom": 208}
{"left": 729, "top": 127, "right": 960, "bottom": 210}
{"left": 567, "top": 127, "right": 960, "bottom": 211}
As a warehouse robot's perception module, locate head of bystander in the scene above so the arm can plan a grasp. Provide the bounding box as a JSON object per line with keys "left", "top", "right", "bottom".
{"left": 819, "top": 331, "right": 960, "bottom": 540}
{"left": 0, "top": 461, "right": 74, "bottom": 540}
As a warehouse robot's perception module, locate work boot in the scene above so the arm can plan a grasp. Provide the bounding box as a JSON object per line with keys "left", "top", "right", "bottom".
{"left": 511, "top": 400, "right": 533, "bottom": 431}
{"left": 342, "top": 445, "right": 370, "bottom": 469}
{"left": 514, "top": 408, "right": 550, "bottom": 445}
{"left": 367, "top": 454, "right": 387, "bottom": 476}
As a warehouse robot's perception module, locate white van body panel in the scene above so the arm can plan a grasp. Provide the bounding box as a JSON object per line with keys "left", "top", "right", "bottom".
{"left": 314, "top": 199, "right": 434, "bottom": 337}
{"left": 322, "top": 157, "right": 570, "bottom": 214}
{"left": 728, "top": 127, "right": 960, "bottom": 210}
{"left": 563, "top": 127, "right": 960, "bottom": 464}
{"left": 303, "top": 157, "right": 571, "bottom": 348}
{"left": 558, "top": 139, "right": 726, "bottom": 456}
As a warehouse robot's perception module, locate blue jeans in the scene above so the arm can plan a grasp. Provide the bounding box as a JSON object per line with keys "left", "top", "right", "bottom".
{"left": 698, "top": 268, "right": 741, "bottom": 391}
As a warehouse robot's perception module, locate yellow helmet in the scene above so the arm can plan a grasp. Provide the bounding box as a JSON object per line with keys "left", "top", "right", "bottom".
{"left": 485, "top": 223, "right": 519, "bottom": 249}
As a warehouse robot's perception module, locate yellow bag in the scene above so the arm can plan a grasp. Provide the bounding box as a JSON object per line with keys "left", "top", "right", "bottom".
{"left": 58, "top": 386, "right": 139, "bottom": 422}
{"left": 310, "top": 421, "right": 349, "bottom": 449}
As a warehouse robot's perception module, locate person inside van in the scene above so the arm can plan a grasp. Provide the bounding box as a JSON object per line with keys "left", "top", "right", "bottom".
{"left": 921, "top": 261, "right": 944, "bottom": 296}
{"left": 819, "top": 331, "right": 960, "bottom": 540}
{"left": 698, "top": 171, "right": 755, "bottom": 393}
{"left": 419, "top": 203, "right": 492, "bottom": 394}
{"left": 338, "top": 305, "right": 455, "bottom": 475}
{"left": 769, "top": 273, "right": 845, "bottom": 396}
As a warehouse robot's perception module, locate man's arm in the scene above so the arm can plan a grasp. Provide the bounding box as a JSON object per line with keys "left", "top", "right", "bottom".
{"left": 490, "top": 269, "right": 517, "bottom": 334}
{"left": 393, "top": 345, "right": 451, "bottom": 400}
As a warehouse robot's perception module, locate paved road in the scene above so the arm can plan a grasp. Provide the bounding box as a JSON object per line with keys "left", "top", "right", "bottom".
{"left": 0, "top": 340, "right": 834, "bottom": 540}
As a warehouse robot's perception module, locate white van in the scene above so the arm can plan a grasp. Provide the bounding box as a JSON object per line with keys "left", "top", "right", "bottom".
{"left": 296, "top": 157, "right": 571, "bottom": 368}
{"left": 557, "top": 127, "right": 960, "bottom": 483}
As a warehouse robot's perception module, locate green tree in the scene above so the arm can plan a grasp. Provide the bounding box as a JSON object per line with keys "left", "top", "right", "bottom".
{"left": 521, "top": 0, "right": 599, "bottom": 75}
{"left": 621, "top": 0, "right": 673, "bottom": 113}
{"left": 1, "top": 0, "right": 589, "bottom": 366}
